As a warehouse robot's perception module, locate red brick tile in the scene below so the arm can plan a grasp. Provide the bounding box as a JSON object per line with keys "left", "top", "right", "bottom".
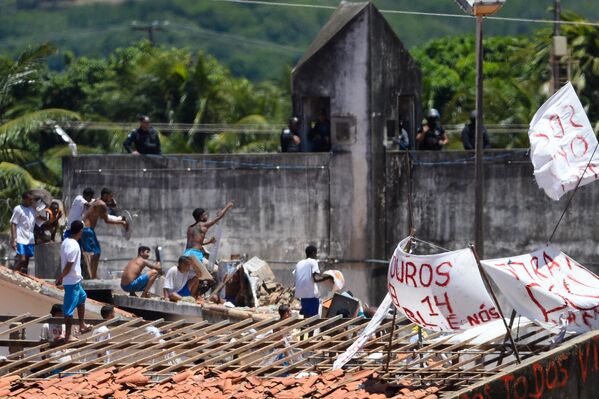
{"left": 116, "top": 372, "right": 150, "bottom": 386}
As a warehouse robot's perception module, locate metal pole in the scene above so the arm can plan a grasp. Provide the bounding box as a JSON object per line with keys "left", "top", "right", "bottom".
{"left": 470, "top": 245, "right": 521, "bottom": 364}
{"left": 474, "top": 15, "right": 485, "bottom": 259}
{"left": 552, "top": 0, "right": 562, "bottom": 93}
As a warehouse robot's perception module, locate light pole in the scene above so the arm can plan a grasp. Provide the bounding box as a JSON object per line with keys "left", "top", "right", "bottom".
{"left": 454, "top": 1, "right": 505, "bottom": 259}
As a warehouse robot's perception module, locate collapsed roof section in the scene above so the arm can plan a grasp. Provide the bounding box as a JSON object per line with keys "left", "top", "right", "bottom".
{"left": 0, "top": 310, "right": 576, "bottom": 398}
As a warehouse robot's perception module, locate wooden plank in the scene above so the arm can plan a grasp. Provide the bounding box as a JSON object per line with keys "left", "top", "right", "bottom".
{"left": 4, "top": 317, "right": 143, "bottom": 377}
{"left": 0, "top": 315, "right": 50, "bottom": 337}
{"left": 146, "top": 316, "right": 283, "bottom": 374}
{"left": 105, "top": 319, "right": 231, "bottom": 369}
{"left": 25, "top": 318, "right": 161, "bottom": 378}
{"left": 0, "top": 314, "right": 31, "bottom": 331}
{"left": 57, "top": 319, "right": 187, "bottom": 374}
{"left": 223, "top": 315, "right": 352, "bottom": 374}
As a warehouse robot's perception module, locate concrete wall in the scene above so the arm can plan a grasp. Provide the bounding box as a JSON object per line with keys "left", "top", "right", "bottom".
{"left": 385, "top": 150, "right": 599, "bottom": 271}
{"left": 63, "top": 153, "right": 330, "bottom": 265}
{"left": 63, "top": 150, "right": 599, "bottom": 307}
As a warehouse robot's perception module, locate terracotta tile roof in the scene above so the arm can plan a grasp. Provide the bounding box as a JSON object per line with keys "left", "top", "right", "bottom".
{"left": 0, "top": 368, "right": 439, "bottom": 399}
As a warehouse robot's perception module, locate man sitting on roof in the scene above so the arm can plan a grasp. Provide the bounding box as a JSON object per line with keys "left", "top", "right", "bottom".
{"left": 163, "top": 256, "right": 212, "bottom": 302}
{"left": 121, "top": 246, "right": 161, "bottom": 297}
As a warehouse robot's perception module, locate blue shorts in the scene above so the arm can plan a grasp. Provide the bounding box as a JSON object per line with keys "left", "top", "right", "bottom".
{"left": 63, "top": 282, "right": 87, "bottom": 317}
{"left": 81, "top": 227, "right": 101, "bottom": 254}
{"left": 300, "top": 298, "right": 320, "bottom": 317}
{"left": 183, "top": 248, "right": 204, "bottom": 263}
{"left": 121, "top": 273, "right": 150, "bottom": 293}
{"left": 16, "top": 243, "right": 34, "bottom": 257}
{"left": 177, "top": 282, "right": 191, "bottom": 297}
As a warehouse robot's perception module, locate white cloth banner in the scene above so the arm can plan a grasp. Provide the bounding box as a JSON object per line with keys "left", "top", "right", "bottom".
{"left": 481, "top": 246, "right": 599, "bottom": 333}
{"left": 332, "top": 293, "right": 393, "bottom": 370}
{"left": 528, "top": 82, "right": 599, "bottom": 200}
{"left": 387, "top": 237, "right": 500, "bottom": 332}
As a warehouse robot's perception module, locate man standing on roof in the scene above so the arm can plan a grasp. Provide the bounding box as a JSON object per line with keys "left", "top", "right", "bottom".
{"left": 10, "top": 191, "right": 36, "bottom": 274}
{"left": 185, "top": 201, "right": 234, "bottom": 271}
{"left": 56, "top": 220, "right": 92, "bottom": 342}
{"left": 123, "top": 115, "right": 161, "bottom": 155}
{"left": 64, "top": 187, "right": 94, "bottom": 238}
{"left": 294, "top": 245, "right": 333, "bottom": 318}
{"left": 81, "top": 188, "right": 128, "bottom": 279}
{"left": 120, "top": 246, "right": 161, "bottom": 297}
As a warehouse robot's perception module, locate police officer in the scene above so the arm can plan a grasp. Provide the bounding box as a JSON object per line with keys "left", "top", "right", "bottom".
{"left": 123, "top": 115, "right": 161, "bottom": 155}
{"left": 416, "top": 109, "right": 448, "bottom": 151}
{"left": 281, "top": 117, "right": 302, "bottom": 153}
{"left": 461, "top": 110, "right": 491, "bottom": 150}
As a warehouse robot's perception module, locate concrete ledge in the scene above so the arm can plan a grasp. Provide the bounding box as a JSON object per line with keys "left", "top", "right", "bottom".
{"left": 113, "top": 294, "right": 275, "bottom": 323}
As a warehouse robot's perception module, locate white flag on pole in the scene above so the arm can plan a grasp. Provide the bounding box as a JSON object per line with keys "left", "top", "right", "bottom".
{"left": 528, "top": 82, "right": 599, "bottom": 200}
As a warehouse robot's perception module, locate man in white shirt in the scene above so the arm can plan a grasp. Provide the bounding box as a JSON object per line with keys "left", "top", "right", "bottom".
{"left": 91, "top": 305, "right": 114, "bottom": 364}
{"left": 64, "top": 187, "right": 94, "bottom": 238}
{"left": 163, "top": 256, "right": 208, "bottom": 302}
{"left": 40, "top": 304, "right": 66, "bottom": 344}
{"left": 56, "top": 220, "right": 92, "bottom": 341}
{"left": 10, "top": 191, "right": 36, "bottom": 273}
{"left": 294, "top": 245, "right": 332, "bottom": 317}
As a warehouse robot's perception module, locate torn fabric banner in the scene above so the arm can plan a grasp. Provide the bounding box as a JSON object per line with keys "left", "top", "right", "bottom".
{"left": 481, "top": 246, "right": 599, "bottom": 333}
{"left": 387, "top": 237, "right": 500, "bottom": 331}
{"left": 332, "top": 293, "right": 393, "bottom": 370}
{"left": 528, "top": 81, "right": 599, "bottom": 200}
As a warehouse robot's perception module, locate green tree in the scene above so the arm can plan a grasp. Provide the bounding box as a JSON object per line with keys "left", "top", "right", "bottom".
{"left": 0, "top": 43, "right": 79, "bottom": 230}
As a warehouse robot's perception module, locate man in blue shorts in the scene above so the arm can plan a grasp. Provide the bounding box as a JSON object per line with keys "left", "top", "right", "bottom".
{"left": 10, "top": 191, "right": 37, "bottom": 274}
{"left": 81, "top": 188, "right": 128, "bottom": 279}
{"left": 56, "top": 220, "right": 92, "bottom": 342}
{"left": 121, "top": 246, "right": 161, "bottom": 297}
{"left": 294, "top": 245, "right": 333, "bottom": 318}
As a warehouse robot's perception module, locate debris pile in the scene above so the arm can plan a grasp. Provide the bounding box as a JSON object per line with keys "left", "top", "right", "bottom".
{"left": 259, "top": 280, "right": 297, "bottom": 307}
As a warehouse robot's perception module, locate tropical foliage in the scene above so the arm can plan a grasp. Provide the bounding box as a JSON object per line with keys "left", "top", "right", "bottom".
{"left": 0, "top": 43, "right": 79, "bottom": 230}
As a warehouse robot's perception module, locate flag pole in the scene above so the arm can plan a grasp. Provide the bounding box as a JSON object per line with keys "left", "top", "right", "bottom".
{"left": 469, "top": 244, "right": 521, "bottom": 364}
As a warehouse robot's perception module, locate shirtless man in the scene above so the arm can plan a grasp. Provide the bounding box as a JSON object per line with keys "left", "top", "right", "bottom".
{"left": 121, "top": 246, "right": 161, "bottom": 297}
{"left": 81, "top": 188, "right": 128, "bottom": 279}
{"left": 185, "top": 201, "right": 234, "bottom": 265}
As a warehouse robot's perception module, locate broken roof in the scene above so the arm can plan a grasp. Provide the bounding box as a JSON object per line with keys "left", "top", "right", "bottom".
{"left": 0, "top": 310, "right": 572, "bottom": 398}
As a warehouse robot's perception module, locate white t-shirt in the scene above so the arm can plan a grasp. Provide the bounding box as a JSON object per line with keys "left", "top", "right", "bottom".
{"left": 40, "top": 323, "right": 65, "bottom": 342}
{"left": 92, "top": 326, "right": 112, "bottom": 363}
{"left": 163, "top": 266, "right": 195, "bottom": 294}
{"left": 67, "top": 195, "right": 90, "bottom": 229}
{"left": 9, "top": 205, "right": 35, "bottom": 245}
{"left": 60, "top": 238, "right": 82, "bottom": 285}
{"left": 294, "top": 258, "right": 320, "bottom": 299}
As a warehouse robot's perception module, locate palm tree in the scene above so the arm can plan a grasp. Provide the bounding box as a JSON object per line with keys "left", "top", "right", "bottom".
{"left": 0, "top": 43, "right": 79, "bottom": 230}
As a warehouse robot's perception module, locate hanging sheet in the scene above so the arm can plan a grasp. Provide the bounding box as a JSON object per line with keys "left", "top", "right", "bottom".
{"left": 528, "top": 82, "right": 599, "bottom": 200}
{"left": 387, "top": 237, "right": 500, "bottom": 332}
{"left": 481, "top": 246, "right": 599, "bottom": 332}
